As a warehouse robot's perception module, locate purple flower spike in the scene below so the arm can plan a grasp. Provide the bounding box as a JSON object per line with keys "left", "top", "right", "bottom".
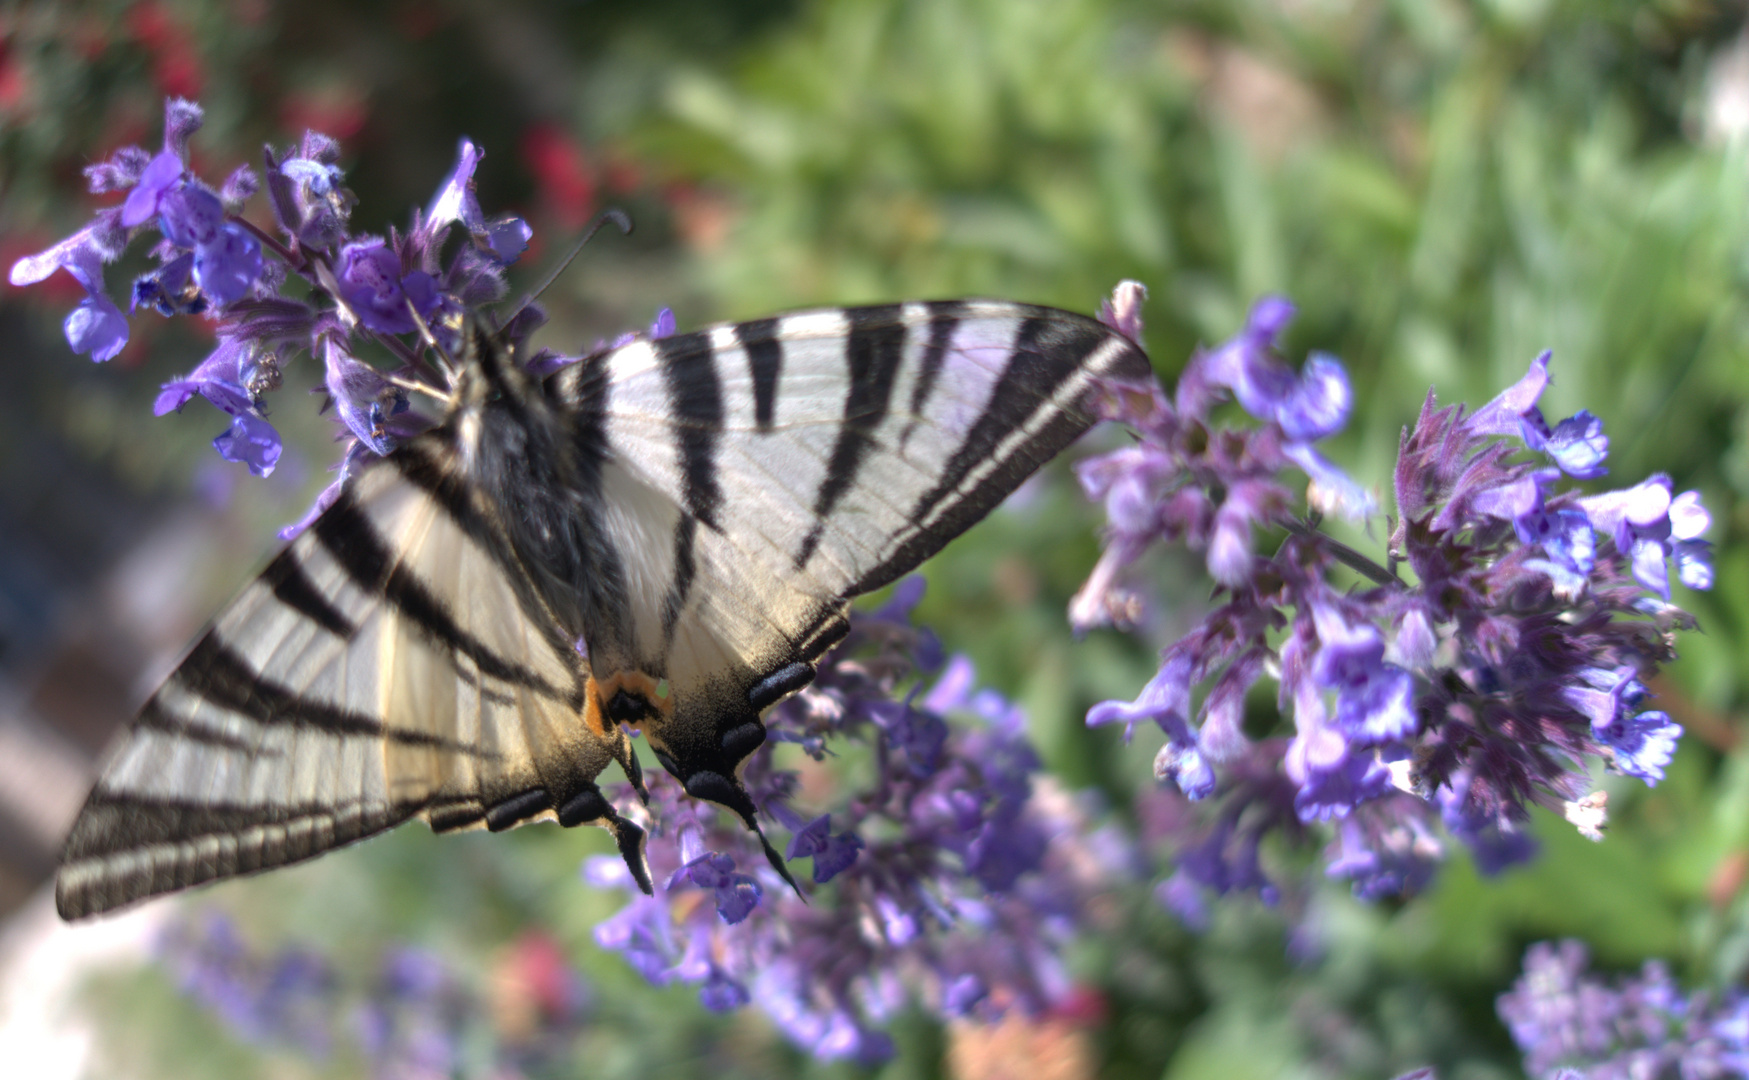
{"left": 122, "top": 150, "right": 185, "bottom": 227}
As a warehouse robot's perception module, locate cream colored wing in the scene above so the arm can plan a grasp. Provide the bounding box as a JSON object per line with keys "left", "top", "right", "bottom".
{"left": 56, "top": 434, "right": 647, "bottom": 920}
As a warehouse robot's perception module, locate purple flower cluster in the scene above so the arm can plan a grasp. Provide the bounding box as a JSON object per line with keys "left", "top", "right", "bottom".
{"left": 1499, "top": 939, "right": 1749, "bottom": 1079}
{"left": 9, "top": 98, "right": 561, "bottom": 503}
{"left": 584, "top": 579, "right": 1126, "bottom": 1066}
{"left": 155, "top": 911, "right": 591, "bottom": 1079}
{"left": 1078, "top": 286, "right": 1712, "bottom": 909}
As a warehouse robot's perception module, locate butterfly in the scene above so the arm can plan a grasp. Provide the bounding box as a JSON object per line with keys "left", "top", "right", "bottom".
{"left": 54, "top": 299, "right": 1152, "bottom": 919}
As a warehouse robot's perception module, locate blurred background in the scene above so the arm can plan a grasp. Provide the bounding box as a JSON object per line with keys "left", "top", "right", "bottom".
{"left": 3, "top": 0, "right": 1749, "bottom": 1077}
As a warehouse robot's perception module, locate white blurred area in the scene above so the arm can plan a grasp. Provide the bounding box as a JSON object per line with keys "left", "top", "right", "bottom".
{"left": 0, "top": 508, "right": 223, "bottom": 1080}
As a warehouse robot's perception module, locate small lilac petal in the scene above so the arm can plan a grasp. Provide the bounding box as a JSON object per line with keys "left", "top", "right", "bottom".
{"left": 714, "top": 875, "right": 762, "bottom": 924}
{"left": 1580, "top": 475, "right": 1673, "bottom": 538}
{"left": 122, "top": 150, "right": 185, "bottom": 227}
{"left": 785, "top": 814, "right": 831, "bottom": 859}
{"left": 650, "top": 307, "right": 677, "bottom": 339}
{"left": 1523, "top": 557, "right": 1588, "bottom": 599}
{"left": 336, "top": 241, "right": 414, "bottom": 334}
{"left": 699, "top": 971, "right": 749, "bottom": 1013}
{"left": 1598, "top": 710, "right": 1682, "bottom": 784}
{"left": 1470, "top": 350, "right": 1551, "bottom": 436}
{"left": 426, "top": 138, "right": 486, "bottom": 233}
{"left": 1154, "top": 723, "right": 1215, "bottom": 800}
{"left": 1675, "top": 539, "right": 1713, "bottom": 590}
{"left": 1205, "top": 506, "right": 1252, "bottom": 587}
{"left": 1669, "top": 490, "right": 1710, "bottom": 540}
{"left": 212, "top": 412, "right": 282, "bottom": 478}
{"left": 942, "top": 974, "right": 988, "bottom": 1017}
{"left": 1630, "top": 537, "right": 1671, "bottom": 600}
{"left": 280, "top": 158, "right": 343, "bottom": 196}
{"left": 64, "top": 293, "right": 129, "bottom": 361}
{"left": 1281, "top": 442, "right": 1376, "bottom": 519}
{"left": 1097, "top": 279, "right": 1147, "bottom": 342}
{"left": 158, "top": 184, "right": 227, "bottom": 249}
{"left": 809, "top": 832, "right": 863, "bottom": 883}
{"left": 1394, "top": 608, "right": 1437, "bottom": 669}
{"left": 1247, "top": 295, "right": 1295, "bottom": 339}
{"left": 486, "top": 215, "right": 532, "bottom": 263}
{"left": 11, "top": 228, "right": 107, "bottom": 291}
{"left": 1333, "top": 665, "right": 1417, "bottom": 743}
{"left": 1277, "top": 352, "right": 1351, "bottom": 442}
{"left": 194, "top": 224, "right": 262, "bottom": 306}
{"left": 1472, "top": 468, "right": 1558, "bottom": 523}
{"left": 1544, "top": 410, "right": 1608, "bottom": 478}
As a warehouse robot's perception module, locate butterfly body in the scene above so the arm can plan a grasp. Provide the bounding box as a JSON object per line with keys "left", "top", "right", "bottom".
{"left": 56, "top": 299, "right": 1150, "bottom": 920}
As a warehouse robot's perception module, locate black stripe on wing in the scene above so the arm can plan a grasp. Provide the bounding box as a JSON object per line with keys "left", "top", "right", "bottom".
{"left": 736, "top": 317, "right": 784, "bottom": 432}
{"left": 313, "top": 492, "right": 577, "bottom": 706}
{"left": 899, "top": 300, "right": 967, "bottom": 449}
{"left": 261, "top": 552, "right": 357, "bottom": 639}
{"left": 794, "top": 303, "right": 908, "bottom": 569}
{"left": 170, "top": 635, "right": 492, "bottom": 754}
{"left": 853, "top": 312, "right": 1149, "bottom": 593}
{"left": 388, "top": 437, "right": 586, "bottom": 671}
{"left": 654, "top": 331, "right": 727, "bottom": 639}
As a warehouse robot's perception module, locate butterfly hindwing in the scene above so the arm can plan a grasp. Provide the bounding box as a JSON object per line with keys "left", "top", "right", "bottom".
{"left": 56, "top": 433, "right": 648, "bottom": 920}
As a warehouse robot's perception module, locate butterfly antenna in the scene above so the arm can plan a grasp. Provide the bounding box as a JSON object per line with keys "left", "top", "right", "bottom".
{"left": 504, "top": 208, "right": 633, "bottom": 327}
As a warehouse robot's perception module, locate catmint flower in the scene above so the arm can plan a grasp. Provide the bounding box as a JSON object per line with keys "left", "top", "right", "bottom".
{"left": 1080, "top": 287, "right": 1709, "bottom": 907}
{"left": 121, "top": 150, "right": 185, "bottom": 226}
{"left": 323, "top": 338, "right": 408, "bottom": 455}
{"left": 10, "top": 219, "right": 130, "bottom": 361}
{"left": 1499, "top": 940, "right": 1749, "bottom": 1079}
{"left": 154, "top": 336, "right": 283, "bottom": 477}
{"left": 786, "top": 814, "right": 864, "bottom": 883}
{"left": 336, "top": 240, "right": 421, "bottom": 334}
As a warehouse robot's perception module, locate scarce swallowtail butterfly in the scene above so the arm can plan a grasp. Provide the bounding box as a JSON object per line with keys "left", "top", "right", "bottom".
{"left": 55, "top": 299, "right": 1152, "bottom": 920}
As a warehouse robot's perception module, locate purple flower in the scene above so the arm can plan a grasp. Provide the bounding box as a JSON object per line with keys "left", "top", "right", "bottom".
{"left": 337, "top": 241, "right": 418, "bottom": 334}
{"left": 1541, "top": 410, "right": 1609, "bottom": 479}
{"left": 425, "top": 137, "right": 530, "bottom": 264}
{"left": 1580, "top": 476, "right": 1712, "bottom": 599}
{"left": 785, "top": 814, "right": 863, "bottom": 883}
{"left": 155, "top": 337, "right": 283, "bottom": 476}
{"left": 1153, "top": 713, "right": 1216, "bottom": 800}
{"left": 323, "top": 338, "right": 407, "bottom": 455}
{"left": 1310, "top": 605, "right": 1417, "bottom": 744}
{"left": 667, "top": 832, "right": 763, "bottom": 924}
{"left": 121, "top": 150, "right": 185, "bottom": 226}
{"left": 10, "top": 222, "right": 130, "bottom": 361}
{"left": 1285, "top": 722, "right": 1392, "bottom": 821}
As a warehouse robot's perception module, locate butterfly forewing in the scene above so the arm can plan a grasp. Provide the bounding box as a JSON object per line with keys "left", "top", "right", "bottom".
{"left": 58, "top": 298, "right": 1150, "bottom": 919}
{"left": 56, "top": 435, "right": 644, "bottom": 919}
{"left": 555, "top": 300, "right": 1150, "bottom": 798}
